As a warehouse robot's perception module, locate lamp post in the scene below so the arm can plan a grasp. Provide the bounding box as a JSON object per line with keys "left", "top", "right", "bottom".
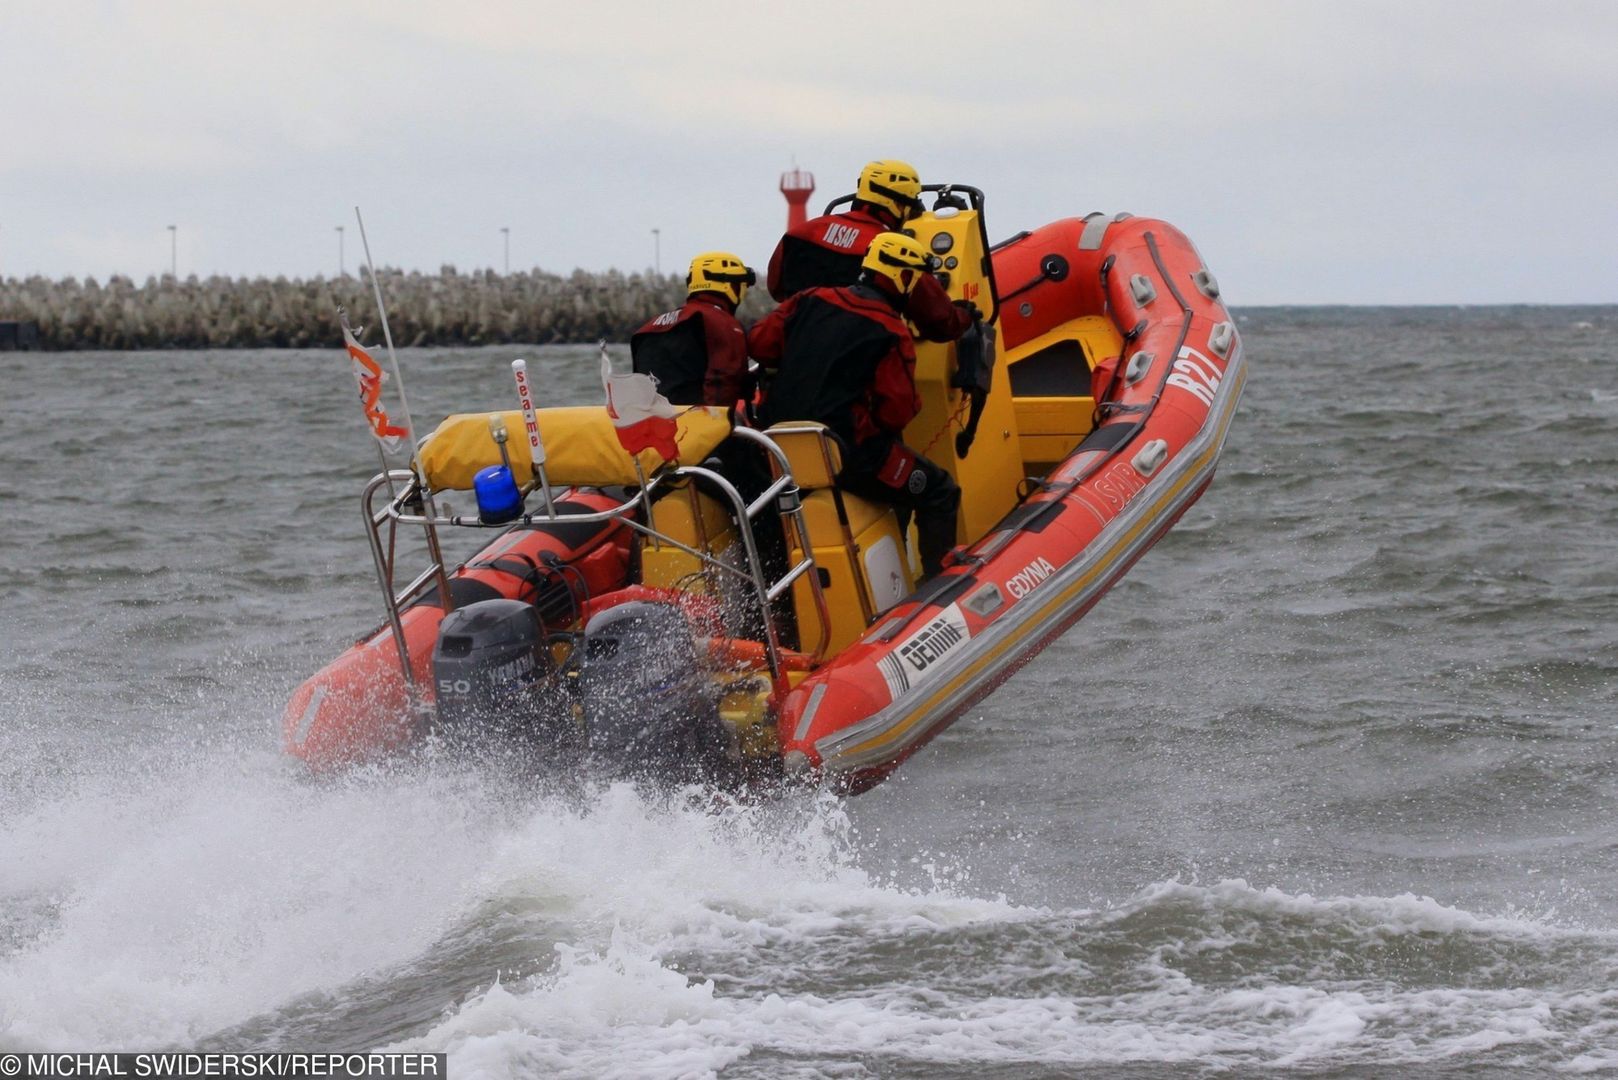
{"left": 336, "top": 225, "right": 345, "bottom": 277}
{"left": 166, "top": 224, "right": 177, "bottom": 278}
{"left": 651, "top": 227, "right": 660, "bottom": 275}
{"left": 501, "top": 226, "right": 510, "bottom": 275}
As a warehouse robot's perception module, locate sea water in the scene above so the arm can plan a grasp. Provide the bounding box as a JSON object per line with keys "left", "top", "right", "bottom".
{"left": 2, "top": 308, "right": 1616, "bottom": 1076}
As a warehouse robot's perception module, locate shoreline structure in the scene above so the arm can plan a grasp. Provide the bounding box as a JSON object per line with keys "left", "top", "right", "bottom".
{"left": 0, "top": 267, "right": 776, "bottom": 350}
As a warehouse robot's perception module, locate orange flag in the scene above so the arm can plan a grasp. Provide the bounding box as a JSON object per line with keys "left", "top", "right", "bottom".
{"left": 343, "top": 321, "right": 411, "bottom": 452}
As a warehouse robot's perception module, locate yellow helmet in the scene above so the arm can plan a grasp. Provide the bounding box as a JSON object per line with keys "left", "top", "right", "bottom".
{"left": 856, "top": 159, "right": 923, "bottom": 221}
{"left": 686, "top": 251, "right": 756, "bottom": 306}
{"left": 860, "top": 231, "right": 936, "bottom": 295}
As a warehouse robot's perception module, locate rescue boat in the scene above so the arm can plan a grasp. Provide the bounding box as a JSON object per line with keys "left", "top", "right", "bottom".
{"left": 284, "top": 186, "right": 1246, "bottom": 793}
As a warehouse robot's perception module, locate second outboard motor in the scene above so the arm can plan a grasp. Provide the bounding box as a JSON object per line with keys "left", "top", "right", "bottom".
{"left": 576, "top": 601, "right": 733, "bottom": 783}
{"left": 432, "top": 598, "right": 556, "bottom": 742}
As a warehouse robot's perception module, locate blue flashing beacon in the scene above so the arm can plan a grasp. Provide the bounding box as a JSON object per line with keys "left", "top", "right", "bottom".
{"left": 473, "top": 465, "right": 523, "bottom": 525}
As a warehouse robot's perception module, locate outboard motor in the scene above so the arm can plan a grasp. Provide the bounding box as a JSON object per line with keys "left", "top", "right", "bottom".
{"left": 576, "top": 600, "right": 733, "bottom": 783}
{"left": 432, "top": 598, "right": 557, "bottom": 742}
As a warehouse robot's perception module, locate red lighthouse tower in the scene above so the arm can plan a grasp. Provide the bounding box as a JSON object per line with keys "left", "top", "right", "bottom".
{"left": 780, "top": 165, "right": 815, "bottom": 231}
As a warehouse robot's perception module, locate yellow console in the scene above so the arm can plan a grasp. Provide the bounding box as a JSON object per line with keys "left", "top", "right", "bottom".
{"left": 898, "top": 207, "right": 1025, "bottom": 543}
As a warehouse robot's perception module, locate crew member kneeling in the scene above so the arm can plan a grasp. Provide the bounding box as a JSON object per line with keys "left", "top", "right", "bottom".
{"left": 748, "top": 232, "right": 961, "bottom": 580}
{"left": 630, "top": 251, "right": 755, "bottom": 407}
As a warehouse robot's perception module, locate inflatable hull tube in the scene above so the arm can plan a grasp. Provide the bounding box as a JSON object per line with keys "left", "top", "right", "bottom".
{"left": 778, "top": 216, "right": 1246, "bottom": 792}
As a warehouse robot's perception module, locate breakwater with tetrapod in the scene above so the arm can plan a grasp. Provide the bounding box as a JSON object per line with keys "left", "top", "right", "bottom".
{"left": 0, "top": 266, "right": 777, "bottom": 350}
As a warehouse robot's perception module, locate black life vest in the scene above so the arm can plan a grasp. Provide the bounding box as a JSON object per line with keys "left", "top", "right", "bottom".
{"left": 630, "top": 307, "right": 707, "bottom": 406}
{"left": 776, "top": 236, "right": 865, "bottom": 300}
{"left": 773, "top": 211, "right": 889, "bottom": 300}
{"left": 762, "top": 285, "right": 902, "bottom": 444}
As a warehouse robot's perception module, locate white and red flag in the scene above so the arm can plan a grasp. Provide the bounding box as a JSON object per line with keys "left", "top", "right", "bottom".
{"left": 600, "top": 344, "right": 679, "bottom": 462}
{"left": 342, "top": 318, "right": 410, "bottom": 452}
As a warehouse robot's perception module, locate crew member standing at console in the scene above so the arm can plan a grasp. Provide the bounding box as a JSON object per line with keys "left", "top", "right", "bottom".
{"left": 749, "top": 232, "right": 961, "bottom": 580}
{"left": 630, "top": 251, "right": 756, "bottom": 408}
{"left": 766, "top": 159, "right": 976, "bottom": 343}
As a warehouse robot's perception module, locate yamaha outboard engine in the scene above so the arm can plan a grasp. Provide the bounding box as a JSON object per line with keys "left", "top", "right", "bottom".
{"left": 576, "top": 601, "right": 733, "bottom": 783}
{"left": 432, "top": 598, "right": 557, "bottom": 743}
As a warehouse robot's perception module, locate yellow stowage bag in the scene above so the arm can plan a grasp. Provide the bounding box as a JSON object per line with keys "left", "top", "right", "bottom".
{"left": 418, "top": 406, "right": 732, "bottom": 491}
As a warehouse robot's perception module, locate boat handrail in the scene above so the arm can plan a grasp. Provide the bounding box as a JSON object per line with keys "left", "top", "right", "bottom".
{"left": 358, "top": 428, "right": 831, "bottom": 694}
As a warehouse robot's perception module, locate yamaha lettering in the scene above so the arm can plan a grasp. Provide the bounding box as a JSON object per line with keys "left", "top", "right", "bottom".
{"left": 488, "top": 651, "right": 535, "bottom": 685}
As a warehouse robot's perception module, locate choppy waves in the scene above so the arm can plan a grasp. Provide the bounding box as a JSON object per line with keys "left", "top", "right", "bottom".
{"left": 8, "top": 720, "right": 1615, "bottom": 1076}
{"left": 4, "top": 310, "right": 1618, "bottom": 1074}
{"left": 391, "top": 825, "right": 1618, "bottom": 1078}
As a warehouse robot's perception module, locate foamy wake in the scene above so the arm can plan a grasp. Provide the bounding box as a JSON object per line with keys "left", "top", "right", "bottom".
{"left": 392, "top": 831, "right": 1618, "bottom": 1079}
{"left": 394, "top": 883, "right": 1618, "bottom": 1078}
{"left": 0, "top": 745, "right": 524, "bottom": 1048}
{"left": 3, "top": 740, "right": 1616, "bottom": 1075}
{"left": 0, "top": 738, "right": 1008, "bottom": 1053}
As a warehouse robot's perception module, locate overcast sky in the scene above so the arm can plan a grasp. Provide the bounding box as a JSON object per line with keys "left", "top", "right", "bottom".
{"left": 3, "top": 0, "right": 1614, "bottom": 304}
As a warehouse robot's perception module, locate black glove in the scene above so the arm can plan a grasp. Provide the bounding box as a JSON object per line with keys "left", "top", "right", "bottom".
{"left": 954, "top": 300, "right": 982, "bottom": 323}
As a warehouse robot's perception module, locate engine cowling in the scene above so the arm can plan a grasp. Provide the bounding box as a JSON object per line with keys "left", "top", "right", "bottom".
{"left": 431, "top": 598, "right": 553, "bottom": 738}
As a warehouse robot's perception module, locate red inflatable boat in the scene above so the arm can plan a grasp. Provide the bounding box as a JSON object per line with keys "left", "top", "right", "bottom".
{"left": 285, "top": 187, "right": 1245, "bottom": 793}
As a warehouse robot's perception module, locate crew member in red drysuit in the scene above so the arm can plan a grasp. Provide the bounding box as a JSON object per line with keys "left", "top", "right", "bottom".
{"left": 634, "top": 250, "right": 792, "bottom": 623}
{"left": 765, "top": 158, "right": 976, "bottom": 343}
{"left": 749, "top": 232, "right": 961, "bottom": 579}
{"left": 630, "top": 251, "right": 755, "bottom": 407}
